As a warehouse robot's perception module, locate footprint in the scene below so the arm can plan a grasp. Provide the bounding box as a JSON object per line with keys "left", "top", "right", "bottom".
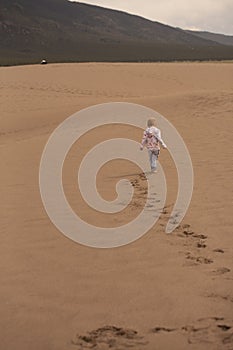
{"left": 146, "top": 204, "right": 153, "bottom": 208}
{"left": 218, "top": 325, "right": 232, "bottom": 331}
{"left": 182, "top": 224, "right": 191, "bottom": 229}
{"left": 139, "top": 173, "right": 147, "bottom": 181}
{"left": 196, "top": 241, "right": 207, "bottom": 248}
{"left": 182, "top": 229, "right": 195, "bottom": 236}
{"left": 151, "top": 327, "right": 177, "bottom": 333}
{"left": 193, "top": 233, "right": 208, "bottom": 239}
{"left": 211, "top": 267, "right": 231, "bottom": 275}
{"left": 175, "top": 224, "right": 195, "bottom": 237}
{"left": 222, "top": 333, "right": 233, "bottom": 345}
{"left": 130, "top": 179, "right": 140, "bottom": 188}
{"left": 72, "top": 326, "right": 148, "bottom": 349}
{"left": 213, "top": 248, "right": 225, "bottom": 253}
{"left": 185, "top": 253, "right": 213, "bottom": 264}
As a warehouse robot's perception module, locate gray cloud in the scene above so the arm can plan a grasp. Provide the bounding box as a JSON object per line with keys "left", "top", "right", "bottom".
{"left": 75, "top": 0, "right": 233, "bottom": 35}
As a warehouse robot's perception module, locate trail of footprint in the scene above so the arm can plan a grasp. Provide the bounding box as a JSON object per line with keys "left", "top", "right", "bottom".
{"left": 127, "top": 175, "right": 230, "bottom": 277}
{"left": 150, "top": 317, "right": 233, "bottom": 349}
{"left": 166, "top": 223, "right": 221, "bottom": 268}
{"left": 172, "top": 224, "right": 231, "bottom": 278}
{"left": 205, "top": 293, "right": 233, "bottom": 303}
{"left": 185, "top": 252, "right": 213, "bottom": 265}
{"left": 72, "top": 317, "right": 233, "bottom": 350}
{"left": 182, "top": 317, "right": 233, "bottom": 348}
{"left": 128, "top": 174, "right": 149, "bottom": 210}
{"left": 148, "top": 205, "right": 232, "bottom": 285}
{"left": 72, "top": 326, "right": 148, "bottom": 349}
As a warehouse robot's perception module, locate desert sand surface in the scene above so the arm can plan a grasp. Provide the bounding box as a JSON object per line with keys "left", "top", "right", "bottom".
{"left": 1, "top": 62, "right": 233, "bottom": 350}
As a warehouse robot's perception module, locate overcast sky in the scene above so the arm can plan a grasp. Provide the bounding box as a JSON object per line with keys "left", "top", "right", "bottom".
{"left": 75, "top": 0, "right": 233, "bottom": 35}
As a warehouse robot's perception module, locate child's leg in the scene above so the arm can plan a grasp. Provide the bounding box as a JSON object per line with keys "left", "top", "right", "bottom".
{"left": 151, "top": 152, "right": 157, "bottom": 170}
{"left": 148, "top": 150, "right": 157, "bottom": 171}
{"left": 150, "top": 150, "right": 159, "bottom": 171}
{"left": 148, "top": 150, "right": 152, "bottom": 170}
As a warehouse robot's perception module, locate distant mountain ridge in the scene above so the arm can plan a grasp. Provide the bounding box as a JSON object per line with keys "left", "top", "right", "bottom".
{"left": 186, "top": 30, "right": 233, "bottom": 46}
{"left": 1, "top": 0, "right": 233, "bottom": 65}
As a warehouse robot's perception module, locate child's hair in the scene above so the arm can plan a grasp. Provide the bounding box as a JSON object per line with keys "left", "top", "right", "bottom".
{"left": 147, "top": 118, "right": 156, "bottom": 127}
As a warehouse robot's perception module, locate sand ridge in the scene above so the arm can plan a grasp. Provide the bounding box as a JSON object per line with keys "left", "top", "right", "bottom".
{"left": 1, "top": 62, "right": 233, "bottom": 350}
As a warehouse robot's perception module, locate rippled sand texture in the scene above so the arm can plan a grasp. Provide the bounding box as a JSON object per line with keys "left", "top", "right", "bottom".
{"left": 1, "top": 62, "right": 233, "bottom": 350}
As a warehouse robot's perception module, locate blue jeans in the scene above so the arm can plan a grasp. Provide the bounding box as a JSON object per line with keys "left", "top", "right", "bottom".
{"left": 148, "top": 149, "right": 159, "bottom": 170}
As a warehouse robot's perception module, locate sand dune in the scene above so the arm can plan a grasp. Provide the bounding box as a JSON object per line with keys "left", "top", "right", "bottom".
{"left": 1, "top": 62, "right": 233, "bottom": 350}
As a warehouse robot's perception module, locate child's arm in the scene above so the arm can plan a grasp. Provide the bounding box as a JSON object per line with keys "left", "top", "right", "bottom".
{"left": 156, "top": 130, "right": 167, "bottom": 149}
{"left": 140, "top": 131, "right": 147, "bottom": 150}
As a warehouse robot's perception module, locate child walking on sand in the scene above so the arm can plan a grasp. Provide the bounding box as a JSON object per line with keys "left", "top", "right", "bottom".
{"left": 140, "top": 118, "right": 167, "bottom": 172}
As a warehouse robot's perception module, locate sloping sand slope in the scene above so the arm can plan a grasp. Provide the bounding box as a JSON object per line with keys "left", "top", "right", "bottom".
{"left": 1, "top": 62, "right": 233, "bottom": 350}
